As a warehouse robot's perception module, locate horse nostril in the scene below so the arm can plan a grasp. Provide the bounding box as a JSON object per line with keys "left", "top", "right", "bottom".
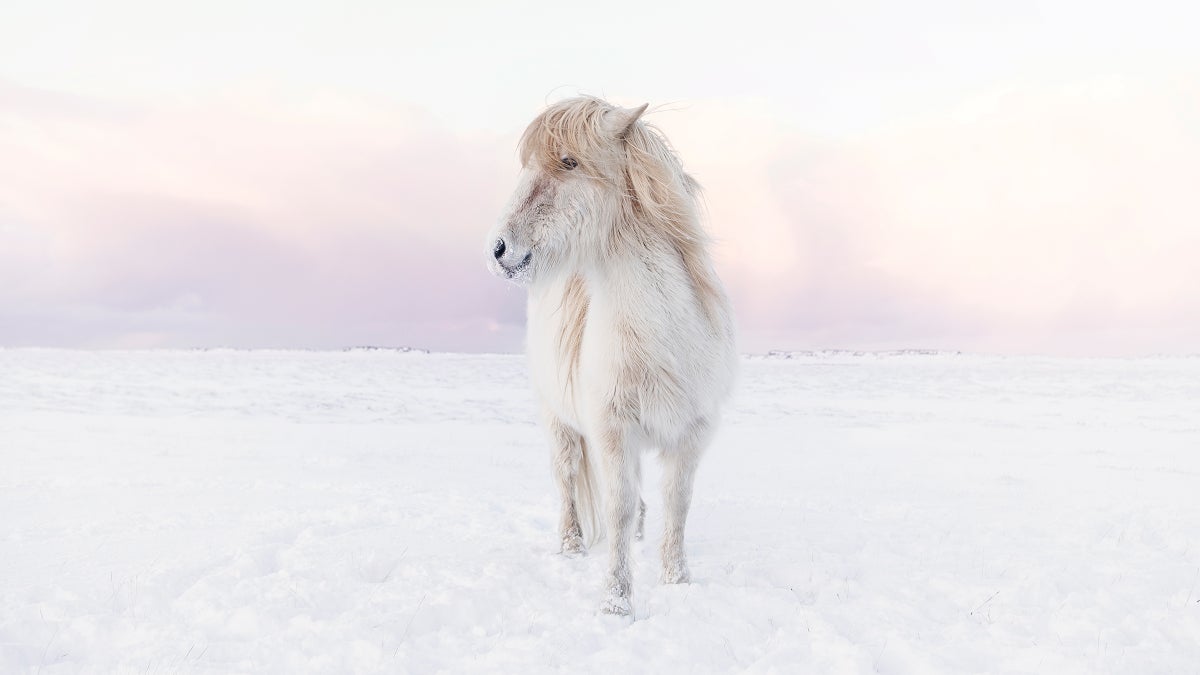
{"left": 493, "top": 238, "right": 506, "bottom": 260}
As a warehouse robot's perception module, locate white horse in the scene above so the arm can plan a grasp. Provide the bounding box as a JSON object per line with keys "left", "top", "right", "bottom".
{"left": 486, "top": 96, "right": 737, "bottom": 617}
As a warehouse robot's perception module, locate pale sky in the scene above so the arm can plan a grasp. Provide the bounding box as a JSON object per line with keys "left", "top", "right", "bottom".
{"left": 2, "top": 1, "right": 1198, "bottom": 354}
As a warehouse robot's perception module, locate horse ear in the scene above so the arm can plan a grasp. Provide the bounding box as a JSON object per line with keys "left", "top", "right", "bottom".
{"left": 605, "top": 103, "right": 649, "bottom": 139}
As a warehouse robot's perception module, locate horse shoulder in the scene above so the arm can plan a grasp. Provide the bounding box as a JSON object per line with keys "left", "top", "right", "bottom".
{"left": 578, "top": 260, "right": 729, "bottom": 438}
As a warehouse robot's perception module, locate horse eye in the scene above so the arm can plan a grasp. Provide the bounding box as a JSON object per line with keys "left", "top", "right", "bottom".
{"left": 560, "top": 156, "right": 578, "bottom": 170}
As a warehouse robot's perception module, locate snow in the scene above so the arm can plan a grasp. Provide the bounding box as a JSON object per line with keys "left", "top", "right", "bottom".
{"left": 2, "top": 348, "right": 1198, "bottom": 673}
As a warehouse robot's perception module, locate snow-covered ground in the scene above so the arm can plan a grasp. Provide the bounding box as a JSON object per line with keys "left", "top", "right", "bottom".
{"left": 2, "top": 349, "right": 1198, "bottom": 674}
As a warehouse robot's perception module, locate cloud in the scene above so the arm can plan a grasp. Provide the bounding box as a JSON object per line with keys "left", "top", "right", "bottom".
{"left": 0, "top": 84, "right": 528, "bottom": 349}
{"left": 2, "top": 77, "right": 1197, "bottom": 354}
{"left": 658, "top": 76, "right": 1200, "bottom": 354}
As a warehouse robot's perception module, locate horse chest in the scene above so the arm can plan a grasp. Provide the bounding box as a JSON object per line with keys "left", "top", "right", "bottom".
{"left": 526, "top": 279, "right": 590, "bottom": 427}
{"left": 526, "top": 279, "right": 628, "bottom": 427}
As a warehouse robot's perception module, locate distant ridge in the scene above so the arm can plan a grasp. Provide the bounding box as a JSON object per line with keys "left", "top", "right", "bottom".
{"left": 343, "top": 346, "right": 430, "bottom": 354}
{"left": 757, "top": 349, "right": 963, "bottom": 359}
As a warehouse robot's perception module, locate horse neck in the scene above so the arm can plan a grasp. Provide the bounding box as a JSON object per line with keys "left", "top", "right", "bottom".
{"left": 594, "top": 203, "right": 725, "bottom": 328}
{"left": 582, "top": 210, "right": 670, "bottom": 290}
{"left": 534, "top": 201, "right": 704, "bottom": 303}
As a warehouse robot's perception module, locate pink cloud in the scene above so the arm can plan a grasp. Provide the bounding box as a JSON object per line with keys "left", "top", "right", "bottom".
{"left": 2, "top": 78, "right": 1198, "bottom": 355}
{"left": 659, "top": 77, "right": 1200, "bottom": 354}
{"left": 0, "top": 84, "right": 526, "bottom": 349}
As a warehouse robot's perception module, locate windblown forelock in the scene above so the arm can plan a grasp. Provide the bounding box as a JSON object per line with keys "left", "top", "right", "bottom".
{"left": 518, "top": 97, "right": 615, "bottom": 180}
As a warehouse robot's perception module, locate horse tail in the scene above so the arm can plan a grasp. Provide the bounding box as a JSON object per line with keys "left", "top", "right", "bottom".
{"left": 575, "top": 436, "right": 605, "bottom": 547}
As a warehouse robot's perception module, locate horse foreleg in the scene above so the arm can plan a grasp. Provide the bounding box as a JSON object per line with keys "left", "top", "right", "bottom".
{"left": 599, "top": 427, "right": 640, "bottom": 617}
{"left": 546, "top": 415, "right": 586, "bottom": 556}
{"left": 661, "top": 421, "right": 709, "bottom": 584}
{"left": 635, "top": 498, "right": 646, "bottom": 541}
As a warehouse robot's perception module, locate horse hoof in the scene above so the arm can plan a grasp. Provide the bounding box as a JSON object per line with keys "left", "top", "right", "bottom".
{"left": 559, "top": 536, "right": 587, "bottom": 557}
{"left": 661, "top": 564, "right": 691, "bottom": 585}
{"left": 600, "top": 593, "right": 634, "bottom": 619}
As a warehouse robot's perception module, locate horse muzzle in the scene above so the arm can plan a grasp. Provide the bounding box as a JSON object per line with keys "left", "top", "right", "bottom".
{"left": 489, "top": 238, "right": 534, "bottom": 282}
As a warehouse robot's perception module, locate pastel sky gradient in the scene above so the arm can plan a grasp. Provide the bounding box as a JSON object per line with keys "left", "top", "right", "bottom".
{"left": 2, "top": 1, "right": 1198, "bottom": 354}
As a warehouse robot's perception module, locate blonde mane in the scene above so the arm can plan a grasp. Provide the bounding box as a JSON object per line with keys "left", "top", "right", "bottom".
{"left": 519, "top": 97, "right": 723, "bottom": 317}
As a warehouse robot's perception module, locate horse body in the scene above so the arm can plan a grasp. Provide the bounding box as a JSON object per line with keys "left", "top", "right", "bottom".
{"left": 487, "top": 96, "right": 736, "bottom": 618}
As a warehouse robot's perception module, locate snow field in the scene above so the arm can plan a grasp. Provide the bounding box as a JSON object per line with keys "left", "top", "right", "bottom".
{"left": 2, "top": 349, "right": 1198, "bottom": 673}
